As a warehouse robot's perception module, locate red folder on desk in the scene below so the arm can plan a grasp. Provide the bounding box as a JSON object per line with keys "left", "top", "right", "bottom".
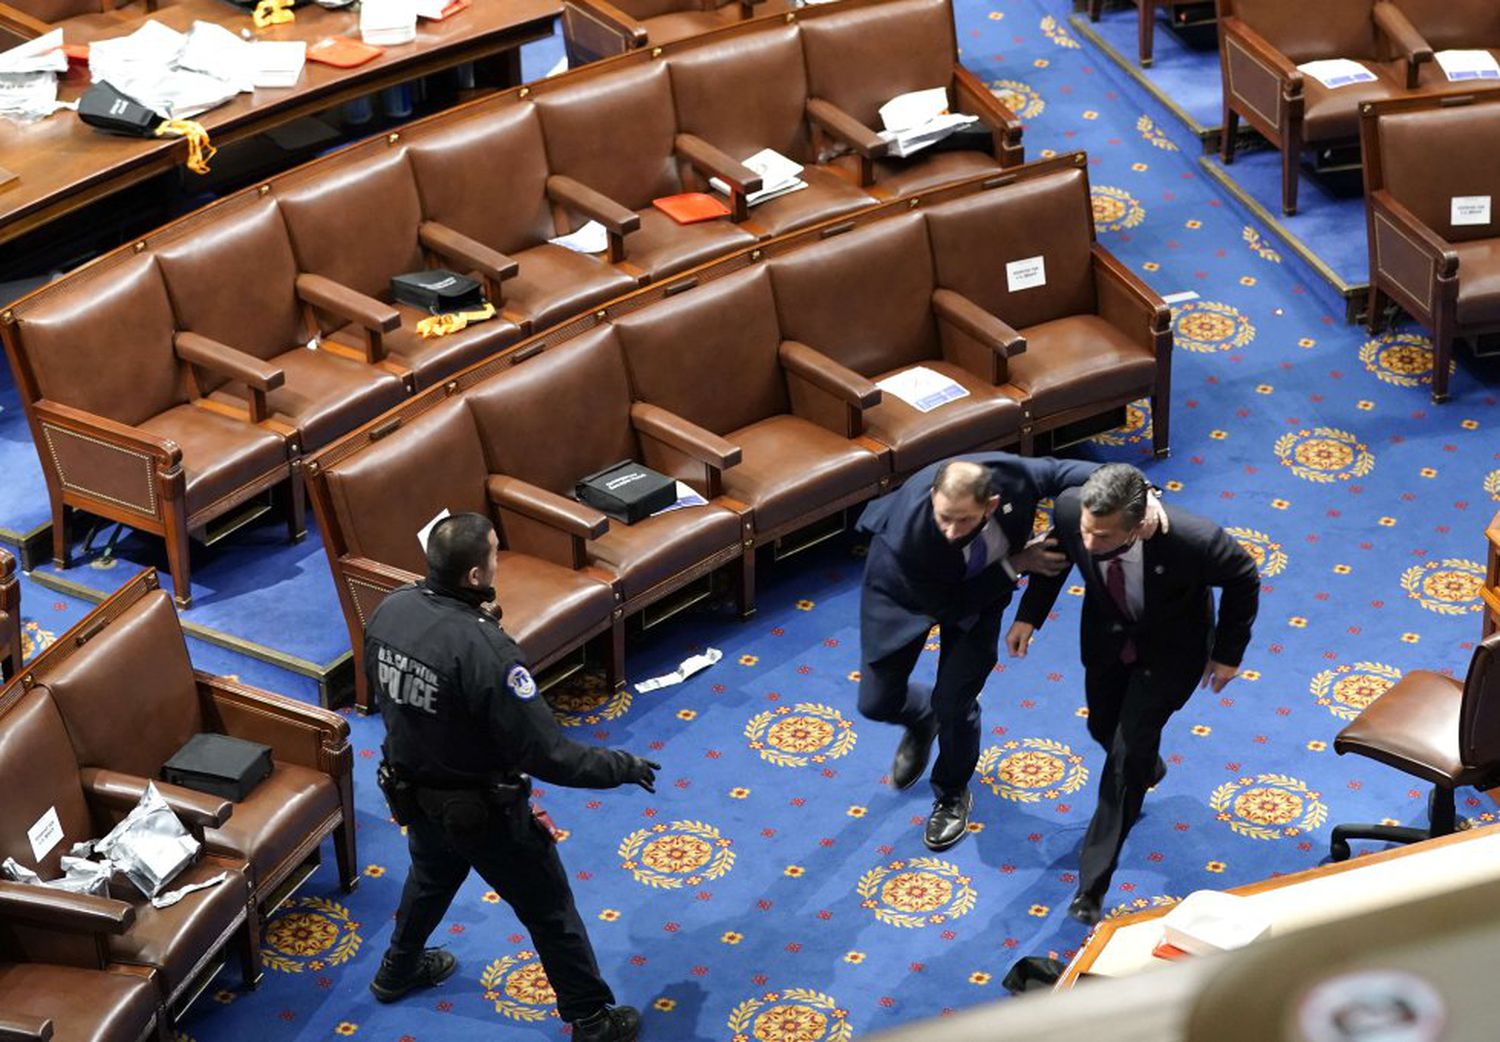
{"left": 652, "top": 193, "right": 731, "bottom": 224}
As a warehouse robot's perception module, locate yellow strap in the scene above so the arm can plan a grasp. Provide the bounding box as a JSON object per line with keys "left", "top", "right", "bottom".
{"left": 154, "top": 119, "right": 217, "bottom": 175}
{"left": 252, "top": 0, "right": 295, "bottom": 27}
{"left": 415, "top": 303, "right": 497, "bottom": 338}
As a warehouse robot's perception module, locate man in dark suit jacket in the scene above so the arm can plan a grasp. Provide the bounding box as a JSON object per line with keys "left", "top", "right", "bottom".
{"left": 856, "top": 453, "right": 1101, "bottom": 852}
{"left": 1007, "top": 463, "right": 1259, "bottom": 924}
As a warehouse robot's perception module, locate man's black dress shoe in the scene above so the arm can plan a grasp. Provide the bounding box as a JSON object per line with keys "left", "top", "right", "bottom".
{"left": 1067, "top": 890, "right": 1103, "bottom": 926}
{"left": 923, "top": 789, "right": 972, "bottom": 851}
{"left": 1151, "top": 756, "right": 1167, "bottom": 789}
{"left": 891, "top": 718, "right": 938, "bottom": 791}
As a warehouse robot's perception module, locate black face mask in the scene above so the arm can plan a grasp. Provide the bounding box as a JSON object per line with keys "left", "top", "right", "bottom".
{"left": 1091, "top": 539, "right": 1136, "bottom": 564}
{"left": 425, "top": 575, "right": 496, "bottom": 611}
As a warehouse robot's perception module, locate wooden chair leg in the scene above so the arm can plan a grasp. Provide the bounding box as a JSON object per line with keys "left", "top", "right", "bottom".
{"left": 162, "top": 508, "right": 193, "bottom": 609}
{"left": 286, "top": 463, "right": 307, "bottom": 543}
{"left": 737, "top": 545, "right": 757, "bottom": 618}
{"left": 1431, "top": 318, "right": 1453, "bottom": 404}
{"left": 1088, "top": 0, "right": 1102, "bottom": 21}
{"left": 1365, "top": 284, "right": 1388, "bottom": 334}
{"left": 334, "top": 817, "right": 359, "bottom": 892}
{"left": 1221, "top": 109, "right": 1239, "bottom": 163}
{"left": 1281, "top": 127, "right": 1301, "bottom": 216}
{"left": 238, "top": 900, "right": 263, "bottom": 989}
{"left": 604, "top": 614, "right": 626, "bottom": 692}
{"left": 1152, "top": 391, "right": 1170, "bottom": 459}
{"left": 1138, "top": 0, "right": 1155, "bottom": 66}
{"left": 51, "top": 498, "right": 70, "bottom": 568}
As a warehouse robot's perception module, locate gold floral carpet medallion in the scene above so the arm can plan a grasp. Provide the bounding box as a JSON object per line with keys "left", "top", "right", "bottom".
{"left": 1401, "top": 558, "right": 1484, "bottom": 615}
{"left": 261, "top": 897, "right": 361, "bottom": 974}
{"left": 1310, "top": 662, "right": 1403, "bottom": 721}
{"left": 1171, "top": 301, "right": 1255, "bottom": 353}
{"left": 549, "top": 671, "right": 633, "bottom": 727}
{"left": 619, "top": 820, "right": 735, "bottom": 889}
{"left": 480, "top": 951, "right": 557, "bottom": 1022}
{"left": 977, "top": 738, "right": 1088, "bottom": 803}
{"left": 1274, "top": 427, "right": 1375, "bottom": 483}
{"left": 744, "top": 703, "right": 856, "bottom": 767}
{"left": 728, "top": 988, "right": 852, "bottom": 1042}
{"left": 857, "top": 856, "right": 977, "bottom": 928}
{"left": 1227, "top": 526, "right": 1288, "bottom": 578}
{"left": 1091, "top": 185, "right": 1147, "bottom": 232}
{"left": 1211, "top": 774, "right": 1327, "bottom": 840}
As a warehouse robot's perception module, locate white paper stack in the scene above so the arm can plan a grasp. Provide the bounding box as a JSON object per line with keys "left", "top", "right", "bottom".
{"left": 250, "top": 42, "right": 307, "bottom": 89}
{"left": 1160, "top": 890, "right": 1272, "bottom": 956}
{"left": 91, "top": 21, "right": 240, "bottom": 118}
{"left": 709, "top": 147, "right": 808, "bottom": 206}
{"left": 412, "top": 0, "right": 449, "bottom": 17}
{"left": 550, "top": 220, "right": 610, "bottom": 254}
{"left": 1295, "top": 58, "right": 1377, "bottom": 89}
{"left": 0, "top": 30, "right": 69, "bottom": 122}
{"left": 876, "top": 365, "right": 969, "bottom": 413}
{"left": 361, "top": 0, "right": 418, "bottom": 46}
{"left": 876, "top": 86, "right": 978, "bottom": 158}
{"left": 1435, "top": 49, "right": 1500, "bottom": 82}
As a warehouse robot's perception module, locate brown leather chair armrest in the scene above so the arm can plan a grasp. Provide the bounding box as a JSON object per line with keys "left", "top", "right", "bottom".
{"left": 341, "top": 556, "right": 421, "bottom": 593}
{"left": 0, "top": 1012, "right": 54, "bottom": 1042}
{"left": 0, "top": 547, "right": 14, "bottom": 581}
{"left": 197, "top": 670, "right": 349, "bottom": 773}
{"left": 779, "top": 340, "right": 881, "bottom": 409}
{"left": 295, "top": 274, "right": 400, "bottom": 363}
{"left": 806, "top": 98, "right": 890, "bottom": 159}
{"left": 675, "top": 134, "right": 763, "bottom": 196}
{"left": 1370, "top": 189, "right": 1460, "bottom": 278}
{"left": 1219, "top": 15, "right": 1303, "bottom": 92}
{"left": 1374, "top": 1, "right": 1432, "bottom": 85}
{"left": 0, "top": 880, "right": 134, "bottom": 935}
{"left": 932, "top": 288, "right": 1025, "bottom": 384}
{"left": 630, "top": 401, "right": 742, "bottom": 470}
{"left": 567, "top": 0, "right": 648, "bottom": 45}
{"left": 487, "top": 474, "right": 609, "bottom": 540}
{"left": 174, "top": 332, "right": 284, "bottom": 423}
{"left": 953, "top": 66, "right": 1024, "bottom": 165}
{"left": 418, "top": 221, "right": 520, "bottom": 303}
{"left": 0, "top": 1, "right": 50, "bottom": 38}
{"left": 1092, "top": 242, "right": 1171, "bottom": 330}
{"left": 80, "top": 767, "right": 233, "bottom": 831}
{"left": 33, "top": 399, "right": 182, "bottom": 467}
{"left": 546, "top": 175, "right": 640, "bottom": 263}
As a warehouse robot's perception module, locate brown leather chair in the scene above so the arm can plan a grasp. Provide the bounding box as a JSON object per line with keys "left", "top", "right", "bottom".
{"left": 767, "top": 212, "right": 1024, "bottom": 477}
{"left": 1486, "top": 510, "right": 1500, "bottom": 638}
{"left": 0, "top": 548, "right": 19, "bottom": 682}
{"left": 534, "top": 61, "right": 760, "bottom": 281}
{"left": 1, "top": 255, "right": 303, "bottom": 608}
{"left": 1087, "top": 0, "right": 1214, "bottom": 67}
{"left": 467, "top": 325, "right": 754, "bottom": 621}
{"left": 1359, "top": 92, "right": 1500, "bottom": 403}
{"left": 1389, "top": 0, "right": 1500, "bottom": 92}
{"left": 308, "top": 396, "right": 620, "bottom": 710}
{"left": 924, "top": 163, "right": 1171, "bottom": 456}
{"left": 0, "top": 0, "right": 153, "bottom": 48}
{"left": 406, "top": 99, "right": 640, "bottom": 333}
{"left": 562, "top": 0, "right": 788, "bottom": 66}
{"left": 799, "top": 0, "right": 1022, "bottom": 196}
{"left": 0, "top": 961, "right": 164, "bottom": 1042}
{"left": 667, "top": 22, "right": 881, "bottom": 237}
{"left": 1329, "top": 634, "right": 1500, "bottom": 860}
{"left": 614, "top": 264, "right": 888, "bottom": 541}
{"left": 0, "top": 685, "right": 259, "bottom": 1014}
{"left": 1217, "top": 0, "right": 1429, "bottom": 215}
{"left": 32, "top": 569, "right": 356, "bottom": 910}
{"left": 153, "top": 195, "right": 409, "bottom": 455}
{"left": 275, "top": 143, "right": 525, "bottom": 391}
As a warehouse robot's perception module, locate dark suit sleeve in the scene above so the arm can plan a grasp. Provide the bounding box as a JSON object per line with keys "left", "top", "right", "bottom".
{"left": 1203, "top": 525, "right": 1260, "bottom": 667}
{"left": 1032, "top": 457, "right": 1099, "bottom": 499}
{"left": 1013, "top": 490, "right": 1080, "bottom": 629}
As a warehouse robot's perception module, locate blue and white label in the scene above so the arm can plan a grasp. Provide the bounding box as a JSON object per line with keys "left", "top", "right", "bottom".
{"left": 507, "top": 664, "right": 537, "bottom": 700}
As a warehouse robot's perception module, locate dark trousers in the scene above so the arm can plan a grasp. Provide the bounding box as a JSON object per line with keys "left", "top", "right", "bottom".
{"left": 858, "top": 608, "right": 1005, "bottom": 798}
{"left": 386, "top": 789, "right": 614, "bottom": 1023}
{"left": 1077, "top": 661, "right": 1196, "bottom": 898}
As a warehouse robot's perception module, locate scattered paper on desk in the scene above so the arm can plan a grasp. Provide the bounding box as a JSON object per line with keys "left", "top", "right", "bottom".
{"left": 1436, "top": 49, "right": 1500, "bottom": 82}
{"left": 1453, "top": 195, "right": 1492, "bottom": 227}
{"left": 709, "top": 147, "right": 809, "bottom": 206}
{"left": 251, "top": 41, "right": 307, "bottom": 89}
{"left": 1295, "top": 58, "right": 1376, "bottom": 89}
{"left": 0, "top": 70, "right": 66, "bottom": 121}
{"left": 1160, "top": 890, "right": 1272, "bottom": 955}
{"left": 177, "top": 21, "right": 254, "bottom": 92}
{"left": 418, "top": 508, "right": 450, "bottom": 552}
{"left": 91, "top": 21, "right": 241, "bottom": 118}
{"left": 362, "top": 0, "right": 418, "bottom": 46}
{"left": 652, "top": 482, "right": 710, "bottom": 516}
{"left": 550, "top": 220, "right": 609, "bottom": 254}
{"left": 0, "top": 29, "right": 67, "bottom": 74}
{"left": 1006, "top": 255, "right": 1046, "bottom": 292}
{"left": 635, "top": 648, "right": 722, "bottom": 693}
{"left": 877, "top": 365, "right": 969, "bottom": 413}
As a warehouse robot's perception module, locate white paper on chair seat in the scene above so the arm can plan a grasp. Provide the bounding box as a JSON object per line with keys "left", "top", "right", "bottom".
{"left": 709, "top": 147, "right": 808, "bottom": 207}
{"left": 1452, "top": 195, "right": 1492, "bottom": 226}
{"left": 879, "top": 86, "right": 950, "bottom": 132}
{"left": 1436, "top": 49, "right": 1500, "bottom": 82}
{"left": 550, "top": 220, "right": 609, "bottom": 254}
{"left": 1295, "top": 58, "right": 1377, "bottom": 89}
{"left": 651, "top": 481, "right": 709, "bottom": 517}
{"left": 877, "top": 366, "right": 970, "bottom": 413}
{"left": 1161, "top": 890, "right": 1273, "bottom": 955}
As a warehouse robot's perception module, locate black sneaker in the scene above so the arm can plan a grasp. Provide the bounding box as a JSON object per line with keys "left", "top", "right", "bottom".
{"left": 369, "top": 948, "right": 457, "bottom": 1003}
{"left": 572, "top": 1004, "right": 642, "bottom": 1042}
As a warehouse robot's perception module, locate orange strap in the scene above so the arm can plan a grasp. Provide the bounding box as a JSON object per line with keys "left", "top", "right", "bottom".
{"left": 415, "top": 303, "right": 498, "bottom": 338}
{"left": 154, "top": 120, "right": 216, "bottom": 175}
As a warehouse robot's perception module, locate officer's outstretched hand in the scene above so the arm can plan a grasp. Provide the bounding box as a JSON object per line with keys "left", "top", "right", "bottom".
{"left": 622, "top": 754, "right": 662, "bottom": 793}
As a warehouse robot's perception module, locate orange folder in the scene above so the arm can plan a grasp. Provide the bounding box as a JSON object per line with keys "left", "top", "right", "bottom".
{"left": 307, "top": 37, "right": 386, "bottom": 69}
{"left": 652, "top": 193, "right": 731, "bottom": 224}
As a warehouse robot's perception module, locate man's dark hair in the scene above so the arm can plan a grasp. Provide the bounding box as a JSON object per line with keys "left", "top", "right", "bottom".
{"left": 932, "top": 459, "right": 996, "bottom": 505}
{"left": 425, "top": 512, "right": 494, "bottom": 587}
{"left": 1080, "top": 464, "right": 1149, "bottom": 528}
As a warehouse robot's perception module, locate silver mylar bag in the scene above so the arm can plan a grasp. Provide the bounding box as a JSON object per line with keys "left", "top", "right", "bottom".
{"left": 94, "top": 783, "right": 200, "bottom": 898}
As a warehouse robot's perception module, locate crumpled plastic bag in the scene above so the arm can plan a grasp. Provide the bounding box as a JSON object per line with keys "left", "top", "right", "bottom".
{"left": 1, "top": 853, "right": 111, "bottom": 896}
{"left": 95, "top": 782, "right": 200, "bottom": 898}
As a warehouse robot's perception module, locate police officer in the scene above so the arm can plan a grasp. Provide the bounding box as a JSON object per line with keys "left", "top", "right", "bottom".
{"left": 365, "top": 512, "right": 657, "bottom": 1042}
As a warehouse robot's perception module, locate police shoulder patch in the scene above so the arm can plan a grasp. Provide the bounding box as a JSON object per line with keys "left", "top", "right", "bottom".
{"left": 506, "top": 664, "right": 537, "bottom": 700}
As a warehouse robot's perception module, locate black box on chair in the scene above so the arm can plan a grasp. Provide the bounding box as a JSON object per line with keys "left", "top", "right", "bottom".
{"left": 576, "top": 461, "right": 677, "bottom": 524}
{"left": 389, "top": 270, "right": 485, "bottom": 314}
{"left": 163, "top": 733, "right": 274, "bottom": 802}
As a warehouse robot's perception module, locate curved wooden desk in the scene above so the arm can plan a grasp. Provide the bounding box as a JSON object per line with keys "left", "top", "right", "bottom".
{"left": 0, "top": 0, "right": 558, "bottom": 245}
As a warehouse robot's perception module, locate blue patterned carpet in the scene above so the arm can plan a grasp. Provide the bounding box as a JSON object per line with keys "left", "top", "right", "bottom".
{"left": 5, "top": 2, "right": 1500, "bottom": 1040}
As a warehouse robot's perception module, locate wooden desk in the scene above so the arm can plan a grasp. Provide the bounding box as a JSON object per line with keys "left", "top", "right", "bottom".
{"left": 0, "top": 0, "right": 557, "bottom": 245}
{"left": 1059, "top": 823, "right": 1500, "bottom": 987}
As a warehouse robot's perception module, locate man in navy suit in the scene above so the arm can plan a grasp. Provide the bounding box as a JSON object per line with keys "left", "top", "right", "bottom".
{"left": 856, "top": 453, "right": 1107, "bottom": 852}
{"left": 1007, "top": 464, "right": 1259, "bottom": 924}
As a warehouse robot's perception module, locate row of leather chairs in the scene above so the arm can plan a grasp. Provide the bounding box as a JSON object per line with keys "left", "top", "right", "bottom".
{"left": 0, "top": 0, "right": 1022, "bottom": 610}
{"left": 1359, "top": 91, "right": 1500, "bottom": 403}
{"left": 0, "top": 569, "right": 355, "bottom": 1039}
{"left": 0, "top": 548, "right": 17, "bottom": 682}
{"left": 305, "top": 155, "right": 1172, "bottom": 709}
{"left": 1219, "top": 0, "right": 1500, "bottom": 215}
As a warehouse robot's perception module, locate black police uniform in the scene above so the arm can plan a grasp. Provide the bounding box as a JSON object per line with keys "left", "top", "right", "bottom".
{"left": 366, "top": 577, "right": 640, "bottom": 1024}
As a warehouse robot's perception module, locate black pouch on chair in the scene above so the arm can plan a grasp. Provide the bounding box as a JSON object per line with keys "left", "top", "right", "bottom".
{"left": 390, "top": 270, "right": 485, "bottom": 314}
{"left": 575, "top": 460, "right": 677, "bottom": 524}
{"left": 78, "top": 82, "right": 162, "bottom": 137}
{"left": 162, "top": 733, "right": 273, "bottom": 802}
{"left": 376, "top": 760, "right": 421, "bottom": 826}
{"left": 919, "top": 123, "right": 996, "bottom": 156}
